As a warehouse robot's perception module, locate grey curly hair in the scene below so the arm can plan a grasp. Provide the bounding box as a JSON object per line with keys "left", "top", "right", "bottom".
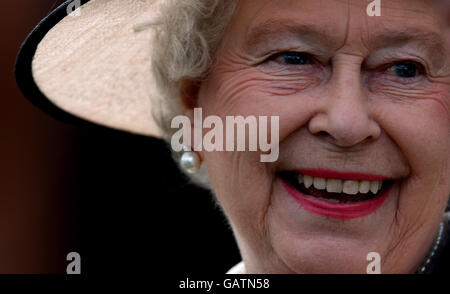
{"left": 149, "top": 0, "right": 239, "bottom": 187}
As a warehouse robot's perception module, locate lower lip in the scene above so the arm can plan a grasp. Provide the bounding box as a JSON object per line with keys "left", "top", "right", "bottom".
{"left": 281, "top": 179, "right": 393, "bottom": 219}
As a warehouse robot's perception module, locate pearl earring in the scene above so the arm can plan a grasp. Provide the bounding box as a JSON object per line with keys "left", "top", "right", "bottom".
{"left": 180, "top": 146, "right": 201, "bottom": 174}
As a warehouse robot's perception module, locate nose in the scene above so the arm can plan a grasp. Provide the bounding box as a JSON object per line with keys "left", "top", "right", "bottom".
{"left": 308, "top": 64, "right": 381, "bottom": 148}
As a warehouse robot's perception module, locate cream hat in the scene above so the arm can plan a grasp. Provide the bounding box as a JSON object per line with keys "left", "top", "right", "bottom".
{"left": 15, "top": 0, "right": 161, "bottom": 137}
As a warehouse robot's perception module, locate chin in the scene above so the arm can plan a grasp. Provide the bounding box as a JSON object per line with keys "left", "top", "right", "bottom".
{"left": 261, "top": 169, "right": 405, "bottom": 273}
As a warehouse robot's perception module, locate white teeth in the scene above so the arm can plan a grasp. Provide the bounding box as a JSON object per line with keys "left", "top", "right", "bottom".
{"left": 370, "top": 181, "right": 380, "bottom": 194}
{"left": 326, "top": 179, "right": 343, "bottom": 193}
{"left": 359, "top": 181, "right": 371, "bottom": 194}
{"left": 343, "top": 180, "right": 359, "bottom": 195}
{"left": 297, "top": 173, "right": 384, "bottom": 195}
{"left": 313, "top": 177, "right": 326, "bottom": 190}
{"left": 303, "top": 175, "right": 313, "bottom": 188}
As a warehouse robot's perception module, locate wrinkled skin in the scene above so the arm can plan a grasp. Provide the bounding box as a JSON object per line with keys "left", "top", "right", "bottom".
{"left": 183, "top": 0, "right": 450, "bottom": 273}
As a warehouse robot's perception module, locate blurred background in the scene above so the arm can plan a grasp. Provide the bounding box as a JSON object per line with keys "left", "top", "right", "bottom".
{"left": 1, "top": 0, "right": 240, "bottom": 274}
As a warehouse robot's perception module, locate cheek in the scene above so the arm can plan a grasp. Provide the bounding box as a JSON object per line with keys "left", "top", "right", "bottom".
{"left": 374, "top": 95, "right": 450, "bottom": 224}
{"left": 198, "top": 68, "right": 321, "bottom": 143}
{"left": 201, "top": 148, "right": 275, "bottom": 245}
{"left": 375, "top": 96, "right": 449, "bottom": 179}
{"left": 196, "top": 72, "right": 275, "bottom": 222}
{"left": 197, "top": 68, "right": 320, "bottom": 237}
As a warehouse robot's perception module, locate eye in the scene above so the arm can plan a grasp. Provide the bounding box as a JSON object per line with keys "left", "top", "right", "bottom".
{"left": 272, "top": 51, "right": 311, "bottom": 65}
{"left": 387, "top": 62, "right": 422, "bottom": 78}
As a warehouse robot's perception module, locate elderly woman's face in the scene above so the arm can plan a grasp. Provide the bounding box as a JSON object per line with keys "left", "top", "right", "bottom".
{"left": 193, "top": 0, "right": 450, "bottom": 273}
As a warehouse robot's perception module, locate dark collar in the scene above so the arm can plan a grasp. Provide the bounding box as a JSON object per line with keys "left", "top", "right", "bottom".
{"left": 420, "top": 213, "right": 450, "bottom": 274}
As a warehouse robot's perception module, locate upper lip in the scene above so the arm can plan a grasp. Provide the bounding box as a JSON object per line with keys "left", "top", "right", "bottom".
{"left": 293, "top": 169, "right": 391, "bottom": 181}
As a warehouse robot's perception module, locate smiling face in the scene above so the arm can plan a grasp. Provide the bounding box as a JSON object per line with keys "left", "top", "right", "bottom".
{"left": 187, "top": 0, "right": 450, "bottom": 273}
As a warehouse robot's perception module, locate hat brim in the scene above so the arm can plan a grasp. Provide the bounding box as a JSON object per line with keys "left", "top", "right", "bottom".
{"left": 15, "top": 0, "right": 161, "bottom": 136}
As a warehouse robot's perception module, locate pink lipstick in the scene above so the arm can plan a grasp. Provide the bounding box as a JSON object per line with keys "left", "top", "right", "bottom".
{"left": 280, "top": 170, "right": 394, "bottom": 219}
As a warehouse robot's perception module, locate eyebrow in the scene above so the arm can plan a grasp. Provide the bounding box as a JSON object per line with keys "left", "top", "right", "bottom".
{"left": 245, "top": 20, "right": 341, "bottom": 53}
{"left": 370, "top": 29, "right": 446, "bottom": 55}
{"left": 245, "top": 20, "right": 448, "bottom": 63}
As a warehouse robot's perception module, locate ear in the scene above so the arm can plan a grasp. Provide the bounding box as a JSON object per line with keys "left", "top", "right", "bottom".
{"left": 179, "top": 79, "right": 202, "bottom": 149}
{"left": 179, "top": 78, "right": 201, "bottom": 112}
{"left": 179, "top": 79, "right": 204, "bottom": 153}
